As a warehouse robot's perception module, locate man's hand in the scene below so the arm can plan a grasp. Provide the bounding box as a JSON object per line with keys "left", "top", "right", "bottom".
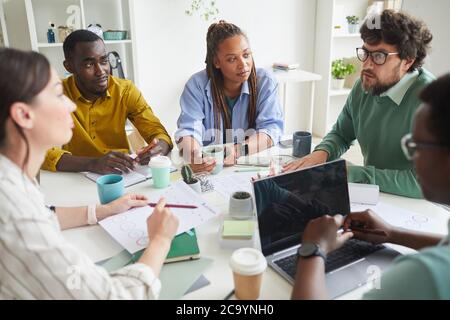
{"left": 88, "top": 151, "right": 136, "bottom": 174}
{"left": 282, "top": 150, "right": 329, "bottom": 172}
{"left": 135, "top": 138, "right": 165, "bottom": 165}
{"left": 302, "top": 215, "right": 353, "bottom": 255}
{"left": 344, "top": 210, "right": 392, "bottom": 245}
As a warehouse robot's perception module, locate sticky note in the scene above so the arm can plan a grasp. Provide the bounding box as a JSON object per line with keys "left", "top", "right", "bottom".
{"left": 223, "top": 220, "right": 255, "bottom": 238}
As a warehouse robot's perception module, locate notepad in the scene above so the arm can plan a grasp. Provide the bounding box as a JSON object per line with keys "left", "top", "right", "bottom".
{"left": 85, "top": 165, "right": 177, "bottom": 188}
{"left": 131, "top": 229, "right": 200, "bottom": 263}
{"left": 222, "top": 220, "right": 255, "bottom": 239}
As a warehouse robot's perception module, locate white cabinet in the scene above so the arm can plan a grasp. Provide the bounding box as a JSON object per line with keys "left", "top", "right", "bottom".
{"left": 24, "top": 0, "right": 138, "bottom": 84}
{"left": 0, "top": 0, "right": 9, "bottom": 47}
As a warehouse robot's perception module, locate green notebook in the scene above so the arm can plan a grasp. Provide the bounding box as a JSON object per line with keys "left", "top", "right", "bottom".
{"left": 131, "top": 229, "right": 200, "bottom": 264}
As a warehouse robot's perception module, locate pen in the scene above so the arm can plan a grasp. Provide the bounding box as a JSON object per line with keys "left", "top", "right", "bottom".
{"left": 349, "top": 227, "right": 387, "bottom": 237}
{"left": 148, "top": 203, "right": 198, "bottom": 209}
{"left": 223, "top": 289, "right": 235, "bottom": 300}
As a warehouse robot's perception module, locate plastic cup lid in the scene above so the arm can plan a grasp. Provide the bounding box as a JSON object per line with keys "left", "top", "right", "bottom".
{"left": 229, "top": 248, "right": 267, "bottom": 276}
{"left": 148, "top": 156, "right": 171, "bottom": 168}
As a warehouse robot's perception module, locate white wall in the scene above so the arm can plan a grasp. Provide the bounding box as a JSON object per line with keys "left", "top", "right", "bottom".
{"left": 133, "top": 0, "right": 317, "bottom": 137}
{"left": 402, "top": 0, "right": 450, "bottom": 77}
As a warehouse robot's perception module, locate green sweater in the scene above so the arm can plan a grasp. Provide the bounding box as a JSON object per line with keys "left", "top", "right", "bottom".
{"left": 316, "top": 69, "right": 435, "bottom": 198}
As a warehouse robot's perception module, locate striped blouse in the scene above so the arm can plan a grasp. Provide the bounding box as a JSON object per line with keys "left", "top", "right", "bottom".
{"left": 0, "top": 154, "right": 161, "bottom": 299}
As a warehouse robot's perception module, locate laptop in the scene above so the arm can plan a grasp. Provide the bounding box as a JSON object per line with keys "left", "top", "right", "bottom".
{"left": 252, "top": 159, "right": 401, "bottom": 299}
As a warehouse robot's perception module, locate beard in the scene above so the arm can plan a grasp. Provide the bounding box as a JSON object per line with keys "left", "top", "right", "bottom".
{"left": 361, "top": 62, "right": 402, "bottom": 96}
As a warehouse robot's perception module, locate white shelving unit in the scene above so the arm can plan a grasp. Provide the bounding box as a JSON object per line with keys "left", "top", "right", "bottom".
{"left": 313, "top": 0, "right": 369, "bottom": 137}
{"left": 0, "top": 0, "right": 9, "bottom": 47}
{"left": 24, "top": 0, "right": 138, "bottom": 84}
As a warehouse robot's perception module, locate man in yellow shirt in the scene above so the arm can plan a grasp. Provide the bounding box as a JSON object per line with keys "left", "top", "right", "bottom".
{"left": 43, "top": 30, "right": 172, "bottom": 174}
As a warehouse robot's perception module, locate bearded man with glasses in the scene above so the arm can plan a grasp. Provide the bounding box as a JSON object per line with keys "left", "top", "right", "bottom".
{"left": 284, "top": 10, "right": 435, "bottom": 199}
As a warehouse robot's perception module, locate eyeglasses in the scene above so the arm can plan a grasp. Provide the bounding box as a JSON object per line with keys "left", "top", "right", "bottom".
{"left": 356, "top": 47, "right": 399, "bottom": 66}
{"left": 401, "top": 133, "right": 450, "bottom": 160}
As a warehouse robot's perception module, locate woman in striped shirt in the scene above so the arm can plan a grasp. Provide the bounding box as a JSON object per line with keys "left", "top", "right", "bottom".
{"left": 0, "top": 48, "right": 179, "bottom": 299}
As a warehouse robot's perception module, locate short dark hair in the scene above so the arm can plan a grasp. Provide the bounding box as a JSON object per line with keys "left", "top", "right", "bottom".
{"left": 360, "top": 10, "right": 433, "bottom": 72}
{"left": 419, "top": 74, "right": 450, "bottom": 146}
{"left": 63, "top": 29, "right": 103, "bottom": 59}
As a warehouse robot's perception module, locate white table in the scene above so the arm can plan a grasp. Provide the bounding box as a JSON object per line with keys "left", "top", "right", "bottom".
{"left": 271, "top": 69, "right": 322, "bottom": 133}
{"left": 40, "top": 152, "right": 450, "bottom": 300}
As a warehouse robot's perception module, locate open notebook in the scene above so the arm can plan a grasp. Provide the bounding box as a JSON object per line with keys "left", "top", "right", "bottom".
{"left": 85, "top": 165, "right": 177, "bottom": 188}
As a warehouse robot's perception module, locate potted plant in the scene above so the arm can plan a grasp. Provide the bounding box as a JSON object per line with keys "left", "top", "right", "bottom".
{"left": 185, "top": 0, "right": 219, "bottom": 21}
{"left": 181, "top": 164, "right": 202, "bottom": 193}
{"left": 229, "top": 191, "right": 254, "bottom": 220}
{"left": 331, "top": 59, "right": 356, "bottom": 90}
{"left": 346, "top": 15, "right": 360, "bottom": 34}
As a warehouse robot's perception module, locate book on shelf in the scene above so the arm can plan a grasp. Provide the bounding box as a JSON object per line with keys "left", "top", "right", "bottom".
{"left": 272, "top": 62, "right": 300, "bottom": 71}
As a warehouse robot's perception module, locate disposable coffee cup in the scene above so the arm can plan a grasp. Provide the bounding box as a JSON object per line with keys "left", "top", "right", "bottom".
{"left": 149, "top": 156, "right": 171, "bottom": 189}
{"left": 229, "top": 248, "right": 267, "bottom": 300}
{"left": 96, "top": 174, "right": 124, "bottom": 204}
{"left": 292, "top": 131, "right": 312, "bottom": 158}
{"left": 202, "top": 145, "right": 224, "bottom": 175}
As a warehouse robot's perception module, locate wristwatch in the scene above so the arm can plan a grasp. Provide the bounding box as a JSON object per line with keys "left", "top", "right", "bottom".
{"left": 235, "top": 142, "right": 249, "bottom": 157}
{"left": 297, "top": 243, "right": 327, "bottom": 262}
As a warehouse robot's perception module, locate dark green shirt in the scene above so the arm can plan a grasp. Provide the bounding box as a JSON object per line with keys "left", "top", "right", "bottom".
{"left": 316, "top": 69, "right": 435, "bottom": 198}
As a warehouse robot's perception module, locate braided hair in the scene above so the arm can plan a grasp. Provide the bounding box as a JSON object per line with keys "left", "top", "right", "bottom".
{"left": 205, "top": 20, "right": 257, "bottom": 143}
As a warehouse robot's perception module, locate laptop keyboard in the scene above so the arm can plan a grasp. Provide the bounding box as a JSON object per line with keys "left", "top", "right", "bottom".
{"left": 274, "top": 239, "right": 385, "bottom": 279}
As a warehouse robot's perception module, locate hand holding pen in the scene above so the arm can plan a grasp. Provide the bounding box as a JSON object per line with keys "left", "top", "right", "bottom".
{"left": 135, "top": 138, "right": 163, "bottom": 165}
{"left": 344, "top": 210, "right": 392, "bottom": 244}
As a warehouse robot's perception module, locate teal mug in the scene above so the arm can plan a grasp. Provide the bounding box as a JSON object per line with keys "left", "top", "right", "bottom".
{"left": 96, "top": 174, "right": 124, "bottom": 204}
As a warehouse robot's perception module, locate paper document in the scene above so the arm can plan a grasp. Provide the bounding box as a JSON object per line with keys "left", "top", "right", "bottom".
{"left": 85, "top": 165, "right": 176, "bottom": 188}
{"left": 210, "top": 172, "right": 255, "bottom": 199}
{"left": 348, "top": 183, "right": 379, "bottom": 205}
{"left": 99, "top": 181, "right": 220, "bottom": 253}
{"left": 351, "top": 201, "right": 445, "bottom": 235}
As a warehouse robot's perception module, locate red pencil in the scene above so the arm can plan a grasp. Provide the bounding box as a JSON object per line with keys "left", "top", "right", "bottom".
{"left": 148, "top": 203, "right": 197, "bottom": 209}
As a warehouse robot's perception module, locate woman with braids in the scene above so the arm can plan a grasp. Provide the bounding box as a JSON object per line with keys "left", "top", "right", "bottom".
{"left": 175, "top": 20, "right": 284, "bottom": 172}
{"left": 0, "top": 48, "right": 178, "bottom": 299}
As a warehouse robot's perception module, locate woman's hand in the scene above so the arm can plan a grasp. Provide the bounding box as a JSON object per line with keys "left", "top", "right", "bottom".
{"left": 344, "top": 210, "right": 393, "bottom": 245}
{"left": 96, "top": 194, "right": 149, "bottom": 220}
{"left": 224, "top": 145, "right": 237, "bottom": 167}
{"left": 136, "top": 198, "right": 179, "bottom": 276}
{"left": 302, "top": 215, "right": 354, "bottom": 255}
{"left": 147, "top": 198, "right": 179, "bottom": 246}
{"left": 190, "top": 152, "right": 216, "bottom": 173}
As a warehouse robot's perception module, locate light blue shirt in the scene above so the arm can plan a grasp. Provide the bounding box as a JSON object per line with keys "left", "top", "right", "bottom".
{"left": 380, "top": 70, "right": 419, "bottom": 106}
{"left": 175, "top": 68, "right": 284, "bottom": 146}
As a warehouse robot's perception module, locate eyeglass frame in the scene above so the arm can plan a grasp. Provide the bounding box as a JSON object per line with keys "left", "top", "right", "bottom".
{"left": 401, "top": 133, "right": 450, "bottom": 160}
{"left": 356, "top": 47, "right": 400, "bottom": 66}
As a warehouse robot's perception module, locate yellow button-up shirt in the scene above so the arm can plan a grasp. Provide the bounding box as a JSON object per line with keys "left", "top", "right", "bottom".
{"left": 43, "top": 76, "right": 172, "bottom": 171}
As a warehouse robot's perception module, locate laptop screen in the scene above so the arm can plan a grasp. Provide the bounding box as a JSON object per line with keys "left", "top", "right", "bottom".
{"left": 253, "top": 160, "right": 350, "bottom": 256}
